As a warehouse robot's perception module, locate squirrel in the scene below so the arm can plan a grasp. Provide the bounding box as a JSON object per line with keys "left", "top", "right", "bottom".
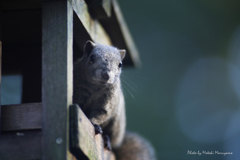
{"left": 115, "top": 131, "right": 157, "bottom": 160}
{"left": 73, "top": 40, "right": 156, "bottom": 160}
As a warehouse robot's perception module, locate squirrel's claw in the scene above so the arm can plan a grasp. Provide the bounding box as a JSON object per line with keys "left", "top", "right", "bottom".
{"left": 92, "top": 123, "right": 103, "bottom": 135}
{"left": 103, "top": 135, "right": 112, "bottom": 151}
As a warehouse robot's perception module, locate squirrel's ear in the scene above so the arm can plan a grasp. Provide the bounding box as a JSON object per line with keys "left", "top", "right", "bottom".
{"left": 84, "top": 40, "right": 95, "bottom": 55}
{"left": 119, "top": 50, "right": 126, "bottom": 60}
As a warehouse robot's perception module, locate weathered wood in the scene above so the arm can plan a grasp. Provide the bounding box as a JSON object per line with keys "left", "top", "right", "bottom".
{"left": 1, "top": 0, "right": 138, "bottom": 67}
{"left": 99, "top": 0, "right": 141, "bottom": 67}
{"left": 70, "top": 104, "right": 116, "bottom": 160}
{"left": 0, "top": 103, "right": 115, "bottom": 159}
{"left": 73, "top": 12, "right": 92, "bottom": 62}
{"left": 42, "top": 1, "right": 73, "bottom": 160}
{"left": 70, "top": 0, "right": 111, "bottom": 45}
{"left": 1, "top": 103, "right": 41, "bottom": 131}
{"left": 85, "top": 0, "right": 111, "bottom": 19}
{"left": 0, "top": 132, "right": 41, "bottom": 160}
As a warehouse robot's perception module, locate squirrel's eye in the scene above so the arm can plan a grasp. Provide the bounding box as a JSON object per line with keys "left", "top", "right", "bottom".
{"left": 118, "top": 62, "right": 123, "bottom": 68}
{"left": 90, "top": 55, "right": 95, "bottom": 63}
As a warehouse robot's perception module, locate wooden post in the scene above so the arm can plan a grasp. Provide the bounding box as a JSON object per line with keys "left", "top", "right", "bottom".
{"left": 1, "top": 103, "right": 42, "bottom": 131}
{"left": 70, "top": 104, "right": 116, "bottom": 160}
{"left": 70, "top": 0, "right": 111, "bottom": 45}
{"left": 42, "top": 1, "right": 73, "bottom": 159}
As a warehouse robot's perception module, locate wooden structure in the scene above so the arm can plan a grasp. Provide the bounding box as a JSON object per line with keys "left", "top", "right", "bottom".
{"left": 0, "top": 0, "right": 140, "bottom": 159}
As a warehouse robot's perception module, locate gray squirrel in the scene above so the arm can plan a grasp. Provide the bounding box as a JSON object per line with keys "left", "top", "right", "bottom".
{"left": 73, "top": 40, "right": 156, "bottom": 160}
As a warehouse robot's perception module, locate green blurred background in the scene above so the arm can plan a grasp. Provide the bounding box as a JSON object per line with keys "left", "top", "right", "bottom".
{"left": 119, "top": 0, "right": 240, "bottom": 159}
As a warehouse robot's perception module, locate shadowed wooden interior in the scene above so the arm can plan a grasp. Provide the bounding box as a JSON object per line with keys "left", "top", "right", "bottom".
{"left": 0, "top": 0, "right": 139, "bottom": 159}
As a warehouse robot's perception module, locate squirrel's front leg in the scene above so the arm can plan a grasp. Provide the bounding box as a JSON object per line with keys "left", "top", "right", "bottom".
{"left": 89, "top": 109, "right": 112, "bottom": 150}
{"left": 89, "top": 107, "right": 110, "bottom": 125}
{"left": 91, "top": 122, "right": 112, "bottom": 151}
{"left": 103, "top": 135, "right": 111, "bottom": 151}
{"left": 91, "top": 122, "right": 103, "bottom": 134}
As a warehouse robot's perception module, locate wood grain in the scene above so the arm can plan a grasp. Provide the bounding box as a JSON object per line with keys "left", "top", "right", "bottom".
{"left": 42, "top": 1, "right": 73, "bottom": 160}
{"left": 1, "top": 103, "right": 41, "bottom": 131}
{"left": 0, "top": 0, "right": 139, "bottom": 159}
{"left": 0, "top": 0, "right": 139, "bottom": 67}
{"left": 70, "top": 0, "right": 111, "bottom": 45}
{"left": 70, "top": 104, "right": 116, "bottom": 160}
{"left": 99, "top": 0, "right": 141, "bottom": 67}
{"left": 0, "top": 103, "right": 114, "bottom": 159}
{"left": 0, "top": 132, "right": 41, "bottom": 160}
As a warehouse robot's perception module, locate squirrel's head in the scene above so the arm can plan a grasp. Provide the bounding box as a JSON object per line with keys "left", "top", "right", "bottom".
{"left": 82, "top": 40, "right": 126, "bottom": 85}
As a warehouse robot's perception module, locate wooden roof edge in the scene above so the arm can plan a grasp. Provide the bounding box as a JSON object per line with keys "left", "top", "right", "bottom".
{"left": 112, "top": 0, "right": 141, "bottom": 68}
{"left": 98, "top": 0, "right": 141, "bottom": 67}
{"left": 0, "top": 0, "right": 141, "bottom": 67}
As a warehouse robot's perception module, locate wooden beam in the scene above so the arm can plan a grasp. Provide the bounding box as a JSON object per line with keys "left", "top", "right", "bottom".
{"left": 42, "top": 1, "right": 73, "bottom": 160}
{"left": 0, "top": 103, "right": 115, "bottom": 159}
{"left": 1, "top": 0, "right": 139, "bottom": 67}
{"left": 0, "top": 0, "right": 110, "bottom": 46}
{"left": 73, "top": 11, "right": 92, "bottom": 61}
{"left": 1, "top": 103, "right": 41, "bottom": 131}
{"left": 70, "top": 0, "right": 111, "bottom": 45}
{"left": 0, "top": 132, "right": 41, "bottom": 160}
{"left": 85, "top": 0, "right": 111, "bottom": 19}
{"left": 99, "top": 0, "right": 141, "bottom": 67}
{"left": 70, "top": 104, "right": 115, "bottom": 160}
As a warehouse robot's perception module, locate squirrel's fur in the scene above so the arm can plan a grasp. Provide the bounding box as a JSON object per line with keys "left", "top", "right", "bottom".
{"left": 115, "top": 131, "right": 156, "bottom": 160}
{"left": 73, "top": 41, "right": 156, "bottom": 160}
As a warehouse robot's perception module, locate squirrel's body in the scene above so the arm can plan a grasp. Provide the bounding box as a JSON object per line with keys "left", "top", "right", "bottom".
{"left": 73, "top": 41, "right": 126, "bottom": 149}
{"left": 73, "top": 41, "right": 156, "bottom": 159}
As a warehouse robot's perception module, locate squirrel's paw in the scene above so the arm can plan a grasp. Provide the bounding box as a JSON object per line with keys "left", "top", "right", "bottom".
{"left": 103, "top": 135, "right": 112, "bottom": 151}
{"left": 92, "top": 123, "right": 103, "bottom": 135}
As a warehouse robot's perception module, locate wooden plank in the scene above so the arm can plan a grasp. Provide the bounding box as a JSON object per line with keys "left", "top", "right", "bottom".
{"left": 70, "top": 0, "right": 111, "bottom": 45}
{"left": 85, "top": 0, "right": 111, "bottom": 19}
{"left": 1, "top": 0, "right": 139, "bottom": 68}
{"left": 70, "top": 104, "right": 115, "bottom": 160}
{"left": 1, "top": 103, "right": 41, "bottom": 131}
{"left": 0, "top": 0, "right": 139, "bottom": 67}
{"left": 0, "top": 131, "right": 41, "bottom": 160}
{"left": 0, "top": 103, "right": 114, "bottom": 159}
{"left": 42, "top": 1, "right": 73, "bottom": 160}
{"left": 73, "top": 12, "right": 92, "bottom": 62}
{"left": 99, "top": 0, "right": 141, "bottom": 67}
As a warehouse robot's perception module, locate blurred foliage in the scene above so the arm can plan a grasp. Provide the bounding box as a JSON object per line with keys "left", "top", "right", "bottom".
{"left": 119, "top": 0, "right": 240, "bottom": 159}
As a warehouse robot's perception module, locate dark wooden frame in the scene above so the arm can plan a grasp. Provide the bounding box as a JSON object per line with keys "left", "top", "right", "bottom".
{"left": 42, "top": 1, "right": 74, "bottom": 159}
{"left": 0, "top": 0, "right": 139, "bottom": 159}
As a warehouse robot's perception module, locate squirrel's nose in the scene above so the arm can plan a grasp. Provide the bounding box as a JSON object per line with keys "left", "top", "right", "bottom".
{"left": 101, "top": 72, "right": 110, "bottom": 81}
